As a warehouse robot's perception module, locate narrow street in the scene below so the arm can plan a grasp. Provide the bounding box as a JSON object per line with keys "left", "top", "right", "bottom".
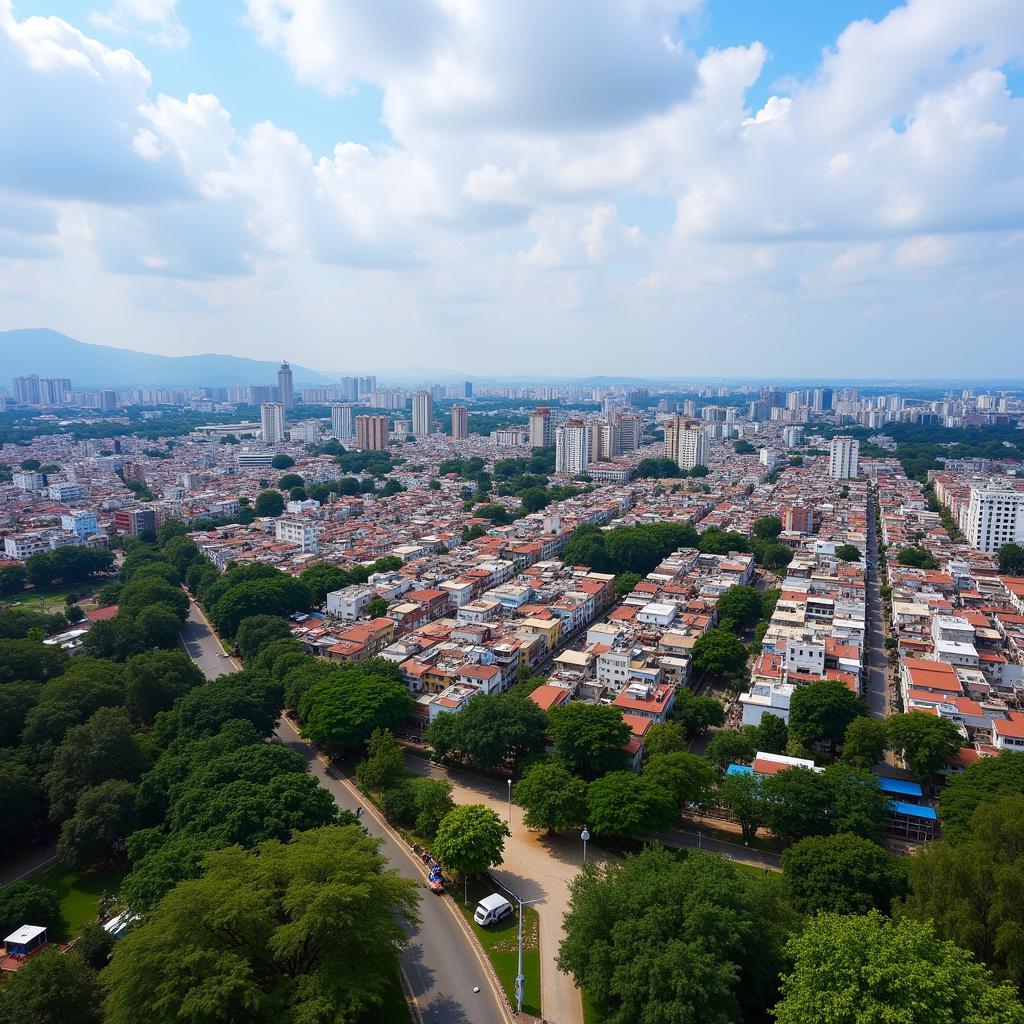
{"left": 865, "top": 486, "right": 891, "bottom": 718}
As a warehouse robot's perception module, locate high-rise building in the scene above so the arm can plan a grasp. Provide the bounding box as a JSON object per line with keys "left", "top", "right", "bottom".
{"left": 100, "top": 390, "right": 117, "bottom": 412}
{"left": 555, "top": 420, "right": 590, "bottom": 475}
{"left": 664, "top": 416, "right": 707, "bottom": 470}
{"left": 412, "top": 391, "right": 434, "bottom": 437}
{"left": 451, "top": 404, "right": 469, "bottom": 439}
{"left": 356, "top": 414, "right": 389, "bottom": 451}
{"left": 339, "top": 376, "right": 359, "bottom": 401}
{"left": 528, "top": 407, "right": 553, "bottom": 448}
{"left": 598, "top": 420, "right": 620, "bottom": 460}
{"left": 965, "top": 486, "right": 1024, "bottom": 553}
{"left": 13, "top": 375, "right": 40, "bottom": 404}
{"left": 261, "top": 401, "right": 286, "bottom": 444}
{"left": 277, "top": 361, "right": 294, "bottom": 409}
{"left": 617, "top": 414, "right": 642, "bottom": 452}
{"left": 828, "top": 436, "right": 860, "bottom": 479}
{"left": 463, "top": 381, "right": 473, "bottom": 398}
{"left": 331, "top": 403, "right": 355, "bottom": 439}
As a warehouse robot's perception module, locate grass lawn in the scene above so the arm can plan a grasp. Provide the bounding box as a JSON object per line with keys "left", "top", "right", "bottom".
{"left": 8, "top": 584, "right": 92, "bottom": 613}
{"left": 32, "top": 864, "right": 126, "bottom": 941}
{"left": 376, "top": 969, "right": 413, "bottom": 1024}
{"left": 455, "top": 878, "right": 542, "bottom": 1018}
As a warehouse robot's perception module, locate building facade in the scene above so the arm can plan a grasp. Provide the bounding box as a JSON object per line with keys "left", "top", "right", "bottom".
{"left": 828, "top": 436, "right": 860, "bottom": 479}
{"left": 260, "top": 402, "right": 286, "bottom": 444}
{"left": 356, "top": 414, "right": 390, "bottom": 451}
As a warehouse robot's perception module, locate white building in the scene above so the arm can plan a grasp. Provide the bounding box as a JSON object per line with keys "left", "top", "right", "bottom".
{"left": 48, "top": 483, "right": 85, "bottom": 502}
{"left": 828, "top": 436, "right": 860, "bottom": 479}
{"left": 450, "top": 404, "right": 469, "bottom": 440}
{"left": 965, "top": 485, "right": 1024, "bottom": 554}
{"left": 555, "top": 420, "right": 590, "bottom": 475}
{"left": 13, "top": 470, "right": 46, "bottom": 491}
{"left": 412, "top": 391, "right": 434, "bottom": 438}
{"left": 261, "top": 402, "right": 286, "bottom": 444}
{"left": 235, "top": 448, "right": 274, "bottom": 468}
{"left": 528, "top": 407, "right": 553, "bottom": 448}
{"left": 274, "top": 517, "right": 318, "bottom": 553}
{"left": 664, "top": 416, "right": 707, "bottom": 470}
{"left": 61, "top": 510, "right": 99, "bottom": 538}
{"left": 331, "top": 403, "right": 355, "bottom": 439}
{"left": 326, "top": 585, "right": 375, "bottom": 621}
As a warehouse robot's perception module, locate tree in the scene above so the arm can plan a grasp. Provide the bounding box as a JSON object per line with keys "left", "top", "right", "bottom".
{"left": 356, "top": 728, "right": 406, "bottom": 793}
{"left": 0, "top": 683, "right": 40, "bottom": 747}
{"left": 433, "top": 804, "right": 509, "bottom": 876}
{"left": 691, "top": 627, "right": 749, "bottom": 681}
{"left": 519, "top": 487, "right": 550, "bottom": 513}
{"left": 842, "top": 716, "right": 888, "bottom": 770}
{"left": 58, "top": 779, "right": 138, "bottom": 869}
{"left": 549, "top": 703, "right": 631, "bottom": 778}
{"left": 426, "top": 692, "right": 548, "bottom": 771}
{"left": 774, "top": 913, "right": 1024, "bottom": 1024}
{"left": 0, "top": 882, "right": 61, "bottom": 937}
{"left": 998, "top": 542, "right": 1024, "bottom": 576}
{"left": 789, "top": 679, "right": 867, "bottom": 755}
{"left": 902, "top": 794, "right": 1024, "bottom": 988}
{"left": 298, "top": 562, "right": 350, "bottom": 604}
{"left": 644, "top": 720, "right": 687, "bottom": 756}
{"left": 781, "top": 833, "right": 907, "bottom": 915}
{"left": 104, "top": 827, "right": 419, "bottom": 1024}
{"left": 0, "top": 562, "right": 26, "bottom": 595}
{"left": 44, "top": 707, "right": 147, "bottom": 821}
{"left": 706, "top": 728, "right": 758, "bottom": 769}
{"left": 671, "top": 691, "right": 725, "bottom": 736}
{"left": 118, "top": 576, "right": 189, "bottom": 622}
{"left": 300, "top": 668, "right": 412, "bottom": 753}
{"left": 211, "top": 575, "right": 311, "bottom": 636}
{"left": 76, "top": 922, "right": 116, "bottom": 970}
{"left": 559, "top": 845, "right": 788, "bottom": 1024}
{"left": 270, "top": 453, "right": 295, "bottom": 470}
{"left": 124, "top": 650, "right": 204, "bottom": 725}
{"left": 0, "top": 636, "right": 68, "bottom": 683}
{"left": 754, "top": 712, "right": 788, "bottom": 754}
{"left": 642, "top": 751, "right": 715, "bottom": 808}
{"left": 714, "top": 585, "right": 763, "bottom": 631}
{"left": 235, "top": 615, "right": 292, "bottom": 661}
{"left": 172, "top": 672, "right": 280, "bottom": 739}
{"left": 0, "top": 948, "right": 103, "bottom": 1024}
{"left": 365, "top": 596, "right": 389, "bottom": 618}
{"left": 835, "top": 543, "right": 863, "bottom": 562}
{"left": 825, "top": 763, "right": 890, "bottom": 844}
{"left": 940, "top": 751, "right": 1024, "bottom": 844}
{"left": 897, "top": 545, "right": 939, "bottom": 569}
{"left": 716, "top": 771, "right": 764, "bottom": 843}
{"left": 253, "top": 489, "right": 285, "bottom": 517}
{"left": 411, "top": 777, "right": 455, "bottom": 838}
{"left": 586, "top": 771, "right": 676, "bottom": 837}
{"left": 762, "top": 767, "right": 835, "bottom": 840}
{"left": 887, "top": 711, "right": 962, "bottom": 783}
{"left": 753, "top": 515, "right": 783, "bottom": 540}
{"left": 513, "top": 760, "right": 589, "bottom": 833}
{"left": 134, "top": 603, "right": 182, "bottom": 649}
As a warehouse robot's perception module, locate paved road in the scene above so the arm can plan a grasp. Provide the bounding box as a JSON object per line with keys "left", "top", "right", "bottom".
{"left": 181, "top": 601, "right": 507, "bottom": 1024}
{"left": 865, "top": 487, "right": 891, "bottom": 718}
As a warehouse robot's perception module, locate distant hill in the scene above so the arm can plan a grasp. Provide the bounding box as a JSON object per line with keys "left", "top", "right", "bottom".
{"left": 0, "top": 329, "right": 333, "bottom": 388}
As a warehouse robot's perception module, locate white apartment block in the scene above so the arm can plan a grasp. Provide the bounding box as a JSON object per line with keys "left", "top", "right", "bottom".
{"left": 326, "top": 585, "right": 375, "bottom": 621}
{"left": 529, "top": 408, "right": 553, "bottom": 448}
{"left": 965, "top": 485, "right": 1024, "bottom": 554}
{"left": 274, "top": 517, "right": 318, "bottom": 553}
{"left": 331, "top": 403, "right": 355, "bottom": 439}
{"left": 412, "top": 391, "right": 434, "bottom": 437}
{"left": 261, "top": 402, "right": 286, "bottom": 444}
{"left": 664, "top": 416, "right": 707, "bottom": 470}
{"left": 828, "top": 436, "right": 860, "bottom": 479}
{"left": 555, "top": 420, "right": 590, "bottom": 475}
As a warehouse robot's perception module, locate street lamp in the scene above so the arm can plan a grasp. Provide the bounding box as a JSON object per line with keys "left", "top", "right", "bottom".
{"left": 492, "top": 879, "right": 542, "bottom": 1015}
{"left": 580, "top": 826, "right": 590, "bottom": 865}
{"left": 507, "top": 778, "right": 512, "bottom": 828}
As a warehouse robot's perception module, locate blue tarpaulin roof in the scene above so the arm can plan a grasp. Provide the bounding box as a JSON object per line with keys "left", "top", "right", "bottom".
{"left": 726, "top": 764, "right": 754, "bottom": 776}
{"left": 877, "top": 776, "right": 924, "bottom": 797}
{"left": 890, "top": 801, "right": 937, "bottom": 820}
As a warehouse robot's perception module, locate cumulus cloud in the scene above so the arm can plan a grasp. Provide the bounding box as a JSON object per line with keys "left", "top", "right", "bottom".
{"left": 90, "top": 0, "right": 189, "bottom": 48}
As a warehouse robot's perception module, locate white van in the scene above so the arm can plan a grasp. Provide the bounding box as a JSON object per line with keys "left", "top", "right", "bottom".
{"left": 473, "top": 894, "right": 513, "bottom": 927}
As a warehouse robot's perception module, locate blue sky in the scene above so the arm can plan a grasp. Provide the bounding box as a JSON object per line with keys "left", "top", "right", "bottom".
{"left": 1, "top": 0, "right": 1023, "bottom": 378}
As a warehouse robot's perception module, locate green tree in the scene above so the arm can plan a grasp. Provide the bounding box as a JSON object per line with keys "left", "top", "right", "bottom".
{"left": 998, "top": 542, "right": 1024, "bottom": 576}
{"left": 762, "top": 766, "right": 835, "bottom": 840}
{"left": 253, "top": 489, "right": 285, "bottom": 517}
{"left": 365, "top": 596, "right": 390, "bottom": 618}
{"left": 613, "top": 572, "right": 642, "bottom": 598}
{"left": 0, "top": 948, "right": 103, "bottom": 1024}
{"left": 104, "top": 827, "right": 419, "bottom": 1024}
{"left": 0, "top": 562, "right": 26, "bottom": 595}
{"left": 842, "top": 716, "right": 888, "bottom": 770}
{"left": 901, "top": 794, "right": 1024, "bottom": 988}
{"left": 513, "top": 760, "right": 589, "bottom": 834}
{"left": 789, "top": 679, "right": 867, "bottom": 756}
{"left": 298, "top": 562, "right": 351, "bottom": 604}
{"left": 134, "top": 603, "right": 182, "bottom": 649}
{"left": 781, "top": 833, "right": 907, "bottom": 915}
{"left": 586, "top": 771, "right": 677, "bottom": 837}
{"left": 754, "top": 712, "right": 788, "bottom": 754}
{"left": 124, "top": 650, "right": 204, "bottom": 725}
{"left": 642, "top": 751, "right": 716, "bottom": 808}
{"left": 897, "top": 545, "right": 939, "bottom": 569}
{"left": 643, "top": 720, "right": 687, "bottom": 756}
{"left": 433, "top": 804, "right": 510, "bottom": 876}
{"left": 774, "top": 912, "right": 1024, "bottom": 1024}
{"left": 235, "top": 614, "right": 292, "bottom": 661}
{"left": 411, "top": 777, "right": 455, "bottom": 838}
{"left": 706, "top": 728, "right": 758, "bottom": 769}
{"left": 753, "top": 515, "right": 783, "bottom": 540}
{"left": 0, "top": 637, "right": 68, "bottom": 683}
{"left": 356, "top": 728, "right": 406, "bottom": 794}
{"left": 559, "top": 845, "right": 788, "bottom": 1024}
{"left": 76, "top": 922, "right": 116, "bottom": 970}
{"left": 887, "top": 711, "right": 962, "bottom": 783}
{"left": 714, "top": 585, "right": 764, "bottom": 631}
{"left": 549, "top": 703, "right": 631, "bottom": 778}
{"left": 716, "top": 770, "right": 764, "bottom": 843}
{"left": 691, "top": 627, "right": 749, "bottom": 681}
{"left": 0, "top": 684, "right": 40, "bottom": 747}
{"left": 58, "top": 779, "right": 138, "bottom": 869}
{"left": 0, "top": 882, "right": 61, "bottom": 937}
{"left": 300, "top": 668, "right": 412, "bottom": 753}
{"left": 835, "top": 543, "right": 863, "bottom": 562}
{"left": 671, "top": 691, "right": 725, "bottom": 736}
{"left": 118, "top": 576, "right": 189, "bottom": 622}
{"left": 939, "top": 751, "right": 1024, "bottom": 844}
{"left": 270, "top": 453, "right": 295, "bottom": 470}
{"left": 825, "top": 763, "right": 890, "bottom": 844}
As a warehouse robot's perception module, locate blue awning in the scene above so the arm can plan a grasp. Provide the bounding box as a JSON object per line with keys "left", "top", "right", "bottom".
{"left": 890, "top": 800, "right": 937, "bottom": 820}
{"left": 877, "top": 776, "right": 924, "bottom": 798}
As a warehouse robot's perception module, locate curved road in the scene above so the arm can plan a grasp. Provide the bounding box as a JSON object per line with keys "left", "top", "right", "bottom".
{"left": 181, "top": 600, "right": 507, "bottom": 1024}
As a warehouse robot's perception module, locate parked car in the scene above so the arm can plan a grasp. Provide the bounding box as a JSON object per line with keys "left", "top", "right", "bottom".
{"left": 473, "top": 894, "right": 513, "bottom": 927}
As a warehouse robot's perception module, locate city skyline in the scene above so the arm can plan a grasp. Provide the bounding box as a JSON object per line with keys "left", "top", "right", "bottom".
{"left": 2, "top": 0, "right": 1023, "bottom": 377}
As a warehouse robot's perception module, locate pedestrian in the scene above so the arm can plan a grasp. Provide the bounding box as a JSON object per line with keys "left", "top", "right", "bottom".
{"left": 355, "top": 806, "right": 363, "bottom": 818}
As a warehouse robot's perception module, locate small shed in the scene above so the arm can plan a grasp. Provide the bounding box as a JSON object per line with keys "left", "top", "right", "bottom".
{"left": 4, "top": 925, "right": 48, "bottom": 958}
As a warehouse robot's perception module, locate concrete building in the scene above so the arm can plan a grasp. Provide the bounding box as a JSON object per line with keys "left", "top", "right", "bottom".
{"left": 261, "top": 402, "right": 286, "bottom": 444}
{"left": 13, "top": 471, "right": 46, "bottom": 491}
{"left": 450, "top": 404, "right": 469, "bottom": 440}
{"left": 113, "top": 508, "right": 157, "bottom": 537}
{"left": 356, "top": 414, "right": 389, "bottom": 451}
{"left": 330, "top": 403, "right": 355, "bottom": 440}
{"left": 965, "top": 485, "right": 1024, "bottom": 553}
{"left": 555, "top": 420, "right": 590, "bottom": 475}
{"left": 617, "top": 414, "right": 642, "bottom": 452}
{"left": 277, "top": 361, "right": 294, "bottom": 409}
{"left": 61, "top": 510, "right": 99, "bottom": 538}
{"left": 528, "top": 407, "right": 553, "bottom": 448}
{"left": 275, "top": 517, "right": 318, "bottom": 553}
{"left": 664, "top": 416, "right": 707, "bottom": 470}
{"left": 412, "top": 391, "right": 434, "bottom": 438}
{"left": 828, "top": 436, "right": 860, "bottom": 479}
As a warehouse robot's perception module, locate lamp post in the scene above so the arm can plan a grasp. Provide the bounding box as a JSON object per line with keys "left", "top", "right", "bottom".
{"left": 492, "top": 879, "right": 541, "bottom": 1015}
{"left": 507, "top": 778, "right": 513, "bottom": 828}
{"left": 580, "top": 826, "right": 590, "bottom": 866}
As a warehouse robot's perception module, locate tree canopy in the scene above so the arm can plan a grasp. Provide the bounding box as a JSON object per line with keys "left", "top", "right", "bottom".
{"left": 886, "top": 711, "right": 962, "bottom": 782}
{"left": 427, "top": 692, "right": 548, "bottom": 771}
{"left": 514, "top": 760, "right": 589, "bottom": 833}
{"left": 548, "top": 702, "right": 630, "bottom": 778}
{"left": 432, "top": 804, "right": 509, "bottom": 876}
{"left": 788, "top": 679, "right": 867, "bottom": 755}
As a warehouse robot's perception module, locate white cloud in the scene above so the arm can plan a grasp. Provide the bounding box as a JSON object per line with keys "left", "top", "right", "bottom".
{"left": 89, "top": 0, "right": 189, "bottom": 48}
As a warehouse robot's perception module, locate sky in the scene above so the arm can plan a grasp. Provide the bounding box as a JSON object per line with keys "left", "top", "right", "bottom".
{"left": 1, "top": 0, "right": 1023, "bottom": 379}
